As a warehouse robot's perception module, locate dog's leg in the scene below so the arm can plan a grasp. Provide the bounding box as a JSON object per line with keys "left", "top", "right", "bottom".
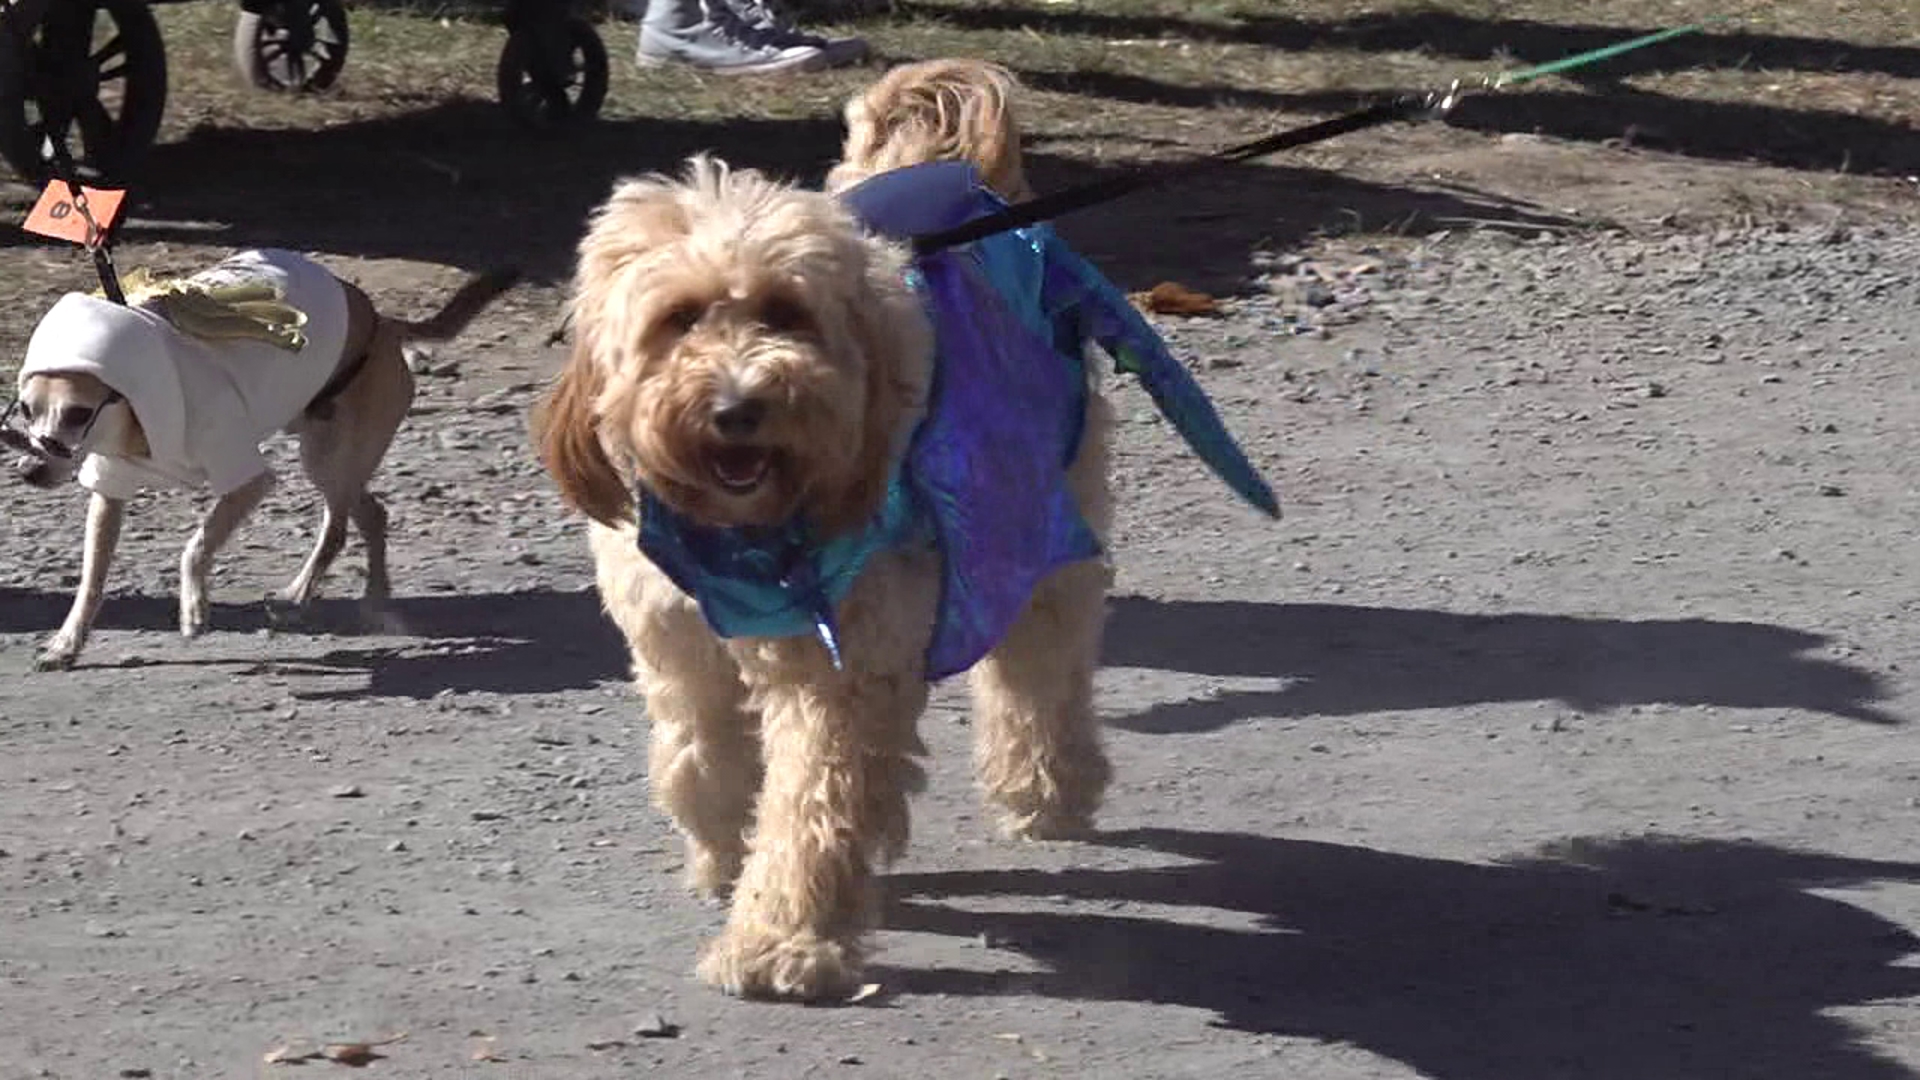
{"left": 180, "top": 472, "right": 275, "bottom": 639}
{"left": 695, "top": 548, "right": 941, "bottom": 1003}
{"left": 279, "top": 450, "right": 354, "bottom": 609}
{"left": 639, "top": 609, "right": 762, "bottom": 899}
{"left": 697, "top": 665, "right": 930, "bottom": 1001}
{"left": 969, "top": 393, "right": 1116, "bottom": 839}
{"left": 349, "top": 493, "right": 391, "bottom": 605}
{"left": 35, "top": 492, "right": 127, "bottom": 671}
{"left": 590, "top": 527, "right": 762, "bottom": 898}
{"left": 283, "top": 319, "right": 414, "bottom": 614}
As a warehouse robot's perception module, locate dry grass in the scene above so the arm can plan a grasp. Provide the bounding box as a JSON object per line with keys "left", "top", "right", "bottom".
{"left": 1, "top": 0, "right": 1914, "bottom": 325}
{"left": 136, "top": 0, "right": 1920, "bottom": 172}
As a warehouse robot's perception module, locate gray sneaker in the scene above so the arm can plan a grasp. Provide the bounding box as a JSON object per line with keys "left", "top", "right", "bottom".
{"left": 725, "top": 0, "right": 869, "bottom": 67}
{"left": 636, "top": 10, "right": 828, "bottom": 75}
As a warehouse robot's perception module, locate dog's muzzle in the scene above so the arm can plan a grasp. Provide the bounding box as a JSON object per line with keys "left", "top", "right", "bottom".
{"left": 0, "top": 390, "right": 121, "bottom": 466}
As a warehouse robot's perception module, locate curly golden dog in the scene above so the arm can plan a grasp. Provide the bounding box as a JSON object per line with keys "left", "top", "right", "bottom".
{"left": 533, "top": 60, "right": 1112, "bottom": 1001}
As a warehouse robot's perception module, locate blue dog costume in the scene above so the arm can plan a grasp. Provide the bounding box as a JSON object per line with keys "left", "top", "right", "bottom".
{"left": 635, "top": 162, "right": 1279, "bottom": 680}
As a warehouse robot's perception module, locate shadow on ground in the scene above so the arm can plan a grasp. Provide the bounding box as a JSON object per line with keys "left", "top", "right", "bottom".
{"left": 0, "top": 585, "right": 628, "bottom": 697}
{"left": 901, "top": 4, "right": 1920, "bottom": 177}
{"left": 94, "top": 94, "right": 1566, "bottom": 297}
{"left": 1100, "top": 596, "right": 1901, "bottom": 730}
{"left": 3, "top": 587, "right": 1895, "bottom": 724}
{"left": 883, "top": 828, "right": 1920, "bottom": 1080}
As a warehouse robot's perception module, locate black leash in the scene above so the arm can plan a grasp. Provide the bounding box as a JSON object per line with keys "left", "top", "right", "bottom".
{"left": 911, "top": 96, "right": 1429, "bottom": 255}
{"left": 1, "top": 4, "right": 127, "bottom": 303}
{"left": 44, "top": 134, "right": 127, "bottom": 305}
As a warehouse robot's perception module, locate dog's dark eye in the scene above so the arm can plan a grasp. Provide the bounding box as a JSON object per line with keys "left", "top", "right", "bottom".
{"left": 59, "top": 405, "right": 95, "bottom": 428}
{"left": 760, "top": 297, "right": 812, "bottom": 335}
{"left": 661, "top": 302, "right": 705, "bottom": 336}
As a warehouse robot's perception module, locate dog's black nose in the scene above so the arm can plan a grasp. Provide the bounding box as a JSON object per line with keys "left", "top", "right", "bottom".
{"left": 712, "top": 398, "right": 767, "bottom": 440}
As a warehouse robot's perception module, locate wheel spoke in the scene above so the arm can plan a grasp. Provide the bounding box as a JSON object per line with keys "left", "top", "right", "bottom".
{"left": 96, "top": 60, "right": 127, "bottom": 83}
{"left": 76, "top": 94, "right": 115, "bottom": 154}
{"left": 91, "top": 33, "right": 126, "bottom": 68}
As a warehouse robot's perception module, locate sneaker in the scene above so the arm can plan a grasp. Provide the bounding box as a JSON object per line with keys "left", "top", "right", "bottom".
{"left": 726, "top": 0, "right": 869, "bottom": 67}
{"left": 636, "top": 11, "right": 828, "bottom": 75}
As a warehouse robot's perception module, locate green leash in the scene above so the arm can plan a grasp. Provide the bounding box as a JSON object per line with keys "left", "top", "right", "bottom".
{"left": 913, "top": 17, "right": 1732, "bottom": 254}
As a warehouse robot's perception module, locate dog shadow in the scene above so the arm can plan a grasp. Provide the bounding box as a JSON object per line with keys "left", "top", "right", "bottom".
{"left": 1, "top": 588, "right": 1897, "bottom": 722}
{"left": 879, "top": 827, "right": 1920, "bottom": 1080}
{"left": 1100, "top": 597, "right": 1902, "bottom": 731}
{"left": 0, "top": 584, "right": 628, "bottom": 697}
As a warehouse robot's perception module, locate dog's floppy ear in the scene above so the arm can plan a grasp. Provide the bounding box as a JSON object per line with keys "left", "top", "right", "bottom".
{"left": 532, "top": 346, "right": 631, "bottom": 527}
{"left": 812, "top": 243, "right": 935, "bottom": 536}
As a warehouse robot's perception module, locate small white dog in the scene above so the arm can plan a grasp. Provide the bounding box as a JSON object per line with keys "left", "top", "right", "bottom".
{"left": 7, "top": 248, "right": 517, "bottom": 670}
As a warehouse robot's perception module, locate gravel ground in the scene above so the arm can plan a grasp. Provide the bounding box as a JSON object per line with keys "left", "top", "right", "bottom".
{"left": 2, "top": 216, "right": 1918, "bottom": 1080}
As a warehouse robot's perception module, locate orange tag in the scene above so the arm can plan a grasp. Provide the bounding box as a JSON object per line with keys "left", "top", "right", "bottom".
{"left": 23, "top": 180, "right": 127, "bottom": 246}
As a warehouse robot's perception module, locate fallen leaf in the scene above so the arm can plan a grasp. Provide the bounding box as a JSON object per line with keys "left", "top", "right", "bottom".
{"left": 321, "top": 1032, "right": 408, "bottom": 1067}
{"left": 263, "top": 1044, "right": 321, "bottom": 1065}
{"left": 848, "top": 982, "right": 883, "bottom": 1004}
{"left": 323, "top": 1045, "right": 381, "bottom": 1067}
{"left": 1129, "top": 281, "right": 1220, "bottom": 317}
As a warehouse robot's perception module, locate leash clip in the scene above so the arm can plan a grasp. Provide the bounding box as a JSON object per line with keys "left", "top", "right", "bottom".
{"left": 1419, "top": 79, "right": 1468, "bottom": 121}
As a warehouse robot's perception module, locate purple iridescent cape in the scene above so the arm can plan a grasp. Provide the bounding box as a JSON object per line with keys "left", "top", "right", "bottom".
{"left": 635, "top": 162, "right": 1278, "bottom": 681}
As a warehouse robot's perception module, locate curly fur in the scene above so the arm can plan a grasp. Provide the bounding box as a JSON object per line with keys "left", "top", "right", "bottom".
{"left": 534, "top": 61, "right": 1114, "bottom": 1002}
{"left": 825, "top": 57, "right": 1035, "bottom": 201}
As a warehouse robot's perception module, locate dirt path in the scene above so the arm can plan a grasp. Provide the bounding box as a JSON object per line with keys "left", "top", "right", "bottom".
{"left": 3, "top": 211, "right": 1917, "bottom": 1078}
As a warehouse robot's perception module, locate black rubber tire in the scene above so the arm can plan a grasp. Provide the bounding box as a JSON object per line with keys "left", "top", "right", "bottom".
{"left": 495, "top": 15, "right": 608, "bottom": 133}
{"left": 0, "top": 0, "right": 168, "bottom": 186}
{"left": 233, "top": 0, "right": 350, "bottom": 93}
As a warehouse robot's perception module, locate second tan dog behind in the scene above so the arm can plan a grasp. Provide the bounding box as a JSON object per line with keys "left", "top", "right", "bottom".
{"left": 825, "top": 57, "right": 1036, "bottom": 201}
{"left": 535, "top": 58, "right": 1113, "bottom": 1001}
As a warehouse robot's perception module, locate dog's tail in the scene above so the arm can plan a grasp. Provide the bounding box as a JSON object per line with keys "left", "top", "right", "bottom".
{"left": 829, "top": 58, "right": 1033, "bottom": 201}
{"left": 393, "top": 267, "right": 523, "bottom": 343}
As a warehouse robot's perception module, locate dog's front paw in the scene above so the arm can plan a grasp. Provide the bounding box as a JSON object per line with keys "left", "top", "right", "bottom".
{"left": 696, "top": 925, "right": 863, "bottom": 1001}
{"left": 33, "top": 636, "right": 80, "bottom": 672}
{"left": 1000, "top": 806, "right": 1097, "bottom": 842}
{"left": 687, "top": 844, "right": 746, "bottom": 902}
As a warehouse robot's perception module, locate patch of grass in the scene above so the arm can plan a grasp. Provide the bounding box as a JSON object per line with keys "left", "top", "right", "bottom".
{"left": 137, "top": 0, "right": 1920, "bottom": 172}
{"left": 3, "top": 0, "right": 1914, "bottom": 300}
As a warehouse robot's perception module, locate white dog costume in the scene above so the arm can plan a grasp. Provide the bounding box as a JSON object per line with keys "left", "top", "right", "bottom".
{"left": 16, "top": 248, "right": 350, "bottom": 499}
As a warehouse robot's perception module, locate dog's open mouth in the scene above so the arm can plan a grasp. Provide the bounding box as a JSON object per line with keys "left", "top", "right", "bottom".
{"left": 709, "top": 446, "right": 773, "bottom": 495}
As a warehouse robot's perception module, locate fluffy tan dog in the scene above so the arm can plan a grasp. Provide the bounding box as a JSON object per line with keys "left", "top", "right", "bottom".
{"left": 825, "top": 57, "right": 1036, "bottom": 201}
{"left": 535, "top": 68, "right": 1116, "bottom": 1000}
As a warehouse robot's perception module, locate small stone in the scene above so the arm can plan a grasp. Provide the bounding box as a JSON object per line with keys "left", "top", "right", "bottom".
{"left": 634, "top": 1013, "right": 681, "bottom": 1039}
{"left": 386, "top": 840, "right": 408, "bottom": 853}
{"left": 328, "top": 784, "right": 365, "bottom": 799}
{"left": 1818, "top": 483, "right": 1845, "bottom": 497}
{"left": 470, "top": 809, "right": 507, "bottom": 822}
